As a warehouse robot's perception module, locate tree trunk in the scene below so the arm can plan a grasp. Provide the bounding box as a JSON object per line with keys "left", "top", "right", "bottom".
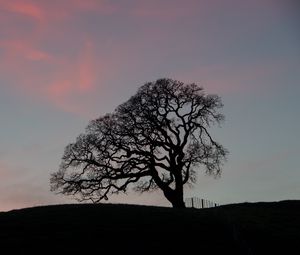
{"left": 151, "top": 165, "right": 186, "bottom": 208}
{"left": 164, "top": 186, "right": 186, "bottom": 208}
{"left": 170, "top": 197, "right": 186, "bottom": 208}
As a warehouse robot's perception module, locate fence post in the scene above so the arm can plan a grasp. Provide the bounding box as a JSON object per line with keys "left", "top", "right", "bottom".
{"left": 185, "top": 197, "right": 219, "bottom": 209}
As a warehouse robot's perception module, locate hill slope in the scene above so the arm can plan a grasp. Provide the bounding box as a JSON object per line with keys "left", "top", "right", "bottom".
{"left": 0, "top": 201, "right": 299, "bottom": 254}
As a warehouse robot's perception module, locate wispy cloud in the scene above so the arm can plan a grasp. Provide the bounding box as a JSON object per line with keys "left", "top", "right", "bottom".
{"left": 78, "top": 40, "right": 96, "bottom": 92}
{"left": 0, "top": 39, "right": 51, "bottom": 61}
{"left": 0, "top": 1, "right": 112, "bottom": 116}
{"left": 44, "top": 39, "right": 98, "bottom": 115}
{"left": 1, "top": 0, "right": 45, "bottom": 21}
{"left": 0, "top": 39, "right": 98, "bottom": 116}
{"left": 0, "top": 0, "right": 296, "bottom": 115}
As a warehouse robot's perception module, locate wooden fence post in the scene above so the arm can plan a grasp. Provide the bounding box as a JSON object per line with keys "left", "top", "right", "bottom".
{"left": 184, "top": 197, "right": 219, "bottom": 209}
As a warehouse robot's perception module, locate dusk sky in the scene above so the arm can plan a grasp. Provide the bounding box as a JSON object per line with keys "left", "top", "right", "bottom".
{"left": 0, "top": 0, "right": 299, "bottom": 211}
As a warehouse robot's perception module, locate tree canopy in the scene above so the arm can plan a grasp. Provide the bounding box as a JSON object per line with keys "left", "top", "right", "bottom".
{"left": 50, "top": 78, "right": 228, "bottom": 208}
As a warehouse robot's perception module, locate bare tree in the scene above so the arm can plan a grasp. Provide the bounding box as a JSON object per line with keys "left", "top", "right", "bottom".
{"left": 50, "top": 79, "right": 228, "bottom": 208}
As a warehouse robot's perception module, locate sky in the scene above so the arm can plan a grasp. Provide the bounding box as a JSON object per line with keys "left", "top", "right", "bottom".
{"left": 0, "top": 0, "right": 299, "bottom": 211}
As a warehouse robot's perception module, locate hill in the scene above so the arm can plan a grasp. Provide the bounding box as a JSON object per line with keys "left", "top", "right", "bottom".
{"left": 0, "top": 200, "right": 299, "bottom": 254}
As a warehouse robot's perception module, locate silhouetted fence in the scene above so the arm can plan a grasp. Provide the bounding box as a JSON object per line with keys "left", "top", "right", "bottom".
{"left": 185, "top": 197, "right": 220, "bottom": 209}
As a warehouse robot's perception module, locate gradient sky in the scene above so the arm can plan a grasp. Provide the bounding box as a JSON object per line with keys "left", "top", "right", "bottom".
{"left": 0, "top": 0, "right": 299, "bottom": 211}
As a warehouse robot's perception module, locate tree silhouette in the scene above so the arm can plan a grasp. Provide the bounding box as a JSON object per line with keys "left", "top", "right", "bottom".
{"left": 50, "top": 79, "right": 228, "bottom": 208}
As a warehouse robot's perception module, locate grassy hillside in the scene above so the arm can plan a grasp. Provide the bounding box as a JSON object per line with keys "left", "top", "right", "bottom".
{"left": 0, "top": 200, "right": 299, "bottom": 254}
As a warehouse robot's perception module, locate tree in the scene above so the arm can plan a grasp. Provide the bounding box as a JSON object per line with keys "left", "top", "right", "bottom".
{"left": 50, "top": 78, "right": 228, "bottom": 208}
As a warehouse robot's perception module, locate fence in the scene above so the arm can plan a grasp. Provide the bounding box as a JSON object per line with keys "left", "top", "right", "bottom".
{"left": 185, "top": 197, "right": 220, "bottom": 209}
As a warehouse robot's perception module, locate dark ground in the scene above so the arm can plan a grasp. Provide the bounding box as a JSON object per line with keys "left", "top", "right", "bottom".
{"left": 0, "top": 200, "right": 299, "bottom": 254}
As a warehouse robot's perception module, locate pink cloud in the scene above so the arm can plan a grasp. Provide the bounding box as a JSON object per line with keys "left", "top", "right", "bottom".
{"left": 41, "top": 40, "right": 99, "bottom": 116}
{"left": 0, "top": 0, "right": 116, "bottom": 27}
{"left": 78, "top": 40, "right": 96, "bottom": 92}
{"left": 0, "top": 40, "right": 95, "bottom": 117}
{"left": 48, "top": 80, "right": 72, "bottom": 98}
{"left": 0, "top": 1, "right": 111, "bottom": 117}
{"left": 0, "top": 39, "right": 51, "bottom": 62}
{"left": 1, "top": 0, "right": 45, "bottom": 21}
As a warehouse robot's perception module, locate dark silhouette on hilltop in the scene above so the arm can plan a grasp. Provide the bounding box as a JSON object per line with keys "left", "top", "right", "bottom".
{"left": 1, "top": 201, "right": 300, "bottom": 254}
{"left": 50, "top": 78, "right": 228, "bottom": 207}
